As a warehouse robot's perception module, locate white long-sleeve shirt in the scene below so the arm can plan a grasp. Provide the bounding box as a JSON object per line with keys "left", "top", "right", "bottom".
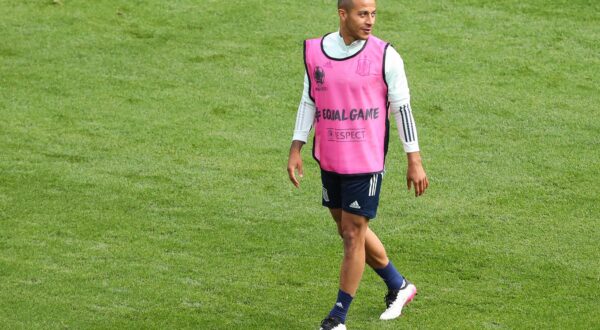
{"left": 293, "top": 32, "right": 420, "bottom": 153}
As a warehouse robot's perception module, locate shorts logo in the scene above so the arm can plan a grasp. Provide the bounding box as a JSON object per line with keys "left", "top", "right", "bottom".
{"left": 349, "top": 201, "right": 361, "bottom": 209}
{"left": 322, "top": 187, "right": 330, "bottom": 202}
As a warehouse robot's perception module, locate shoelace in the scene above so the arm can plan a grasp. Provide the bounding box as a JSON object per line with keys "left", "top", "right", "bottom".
{"left": 384, "top": 290, "right": 399, "bottom": 308}
{"left": 321, "top": 317, "right": 340, "bottom": 329}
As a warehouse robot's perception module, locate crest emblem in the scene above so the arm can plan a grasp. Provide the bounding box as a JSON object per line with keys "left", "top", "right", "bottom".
{"left": 315, "top": 66, "right": 325, "bottom": 85}
{"left": 314, "top": 66, "right": 327, "bottom": 91}
{"left": 356, "top": 56, "right": 371, "bottom": 76}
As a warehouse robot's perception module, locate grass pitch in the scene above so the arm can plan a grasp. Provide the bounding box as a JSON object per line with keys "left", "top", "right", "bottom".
{"left": 0, "top": 0, "right": 598, "bottom": 328}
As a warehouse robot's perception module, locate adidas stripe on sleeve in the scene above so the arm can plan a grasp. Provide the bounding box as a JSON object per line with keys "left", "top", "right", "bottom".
{"left": 390, "top": 102, "right": 419, "bottom": 152}
{"left": 385, "top": 46, "right": 420, "bottom": 153}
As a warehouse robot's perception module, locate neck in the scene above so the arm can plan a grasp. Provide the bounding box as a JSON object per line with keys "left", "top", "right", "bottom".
{"left": 339, "top": 28, "right": 356, "bottom": 45}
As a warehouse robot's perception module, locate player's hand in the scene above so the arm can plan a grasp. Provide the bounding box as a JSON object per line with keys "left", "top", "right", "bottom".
{"left": 287, "top": 153, "right": 303, "bottom": 188}
{"left": 287, "top": 141, "right": 305, "bottom": 188}
{"left": 406, "top": 152, "right": 429, "bottom": 197}
{"left": 407, "top": 163, "right": 428, "bottom": 197}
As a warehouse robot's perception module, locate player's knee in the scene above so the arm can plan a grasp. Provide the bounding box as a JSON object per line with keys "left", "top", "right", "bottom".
{"left": 341, "top": 226, "right": 364, "bottom": 248}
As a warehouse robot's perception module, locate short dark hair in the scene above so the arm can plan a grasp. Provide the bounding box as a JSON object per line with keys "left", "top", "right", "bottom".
{"left": 338, "top": 0, "right": 353, "bottom": 10}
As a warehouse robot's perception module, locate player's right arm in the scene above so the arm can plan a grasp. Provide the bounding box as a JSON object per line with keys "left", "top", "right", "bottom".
{"left": 288, "top": 73, "right": 315, "bottom": 188}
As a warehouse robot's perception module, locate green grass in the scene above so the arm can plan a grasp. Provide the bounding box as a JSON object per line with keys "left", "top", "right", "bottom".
{"left": 1, "top": 0, "right": 598, "bottom": 328}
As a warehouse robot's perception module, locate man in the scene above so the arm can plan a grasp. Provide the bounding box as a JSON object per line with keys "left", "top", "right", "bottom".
{"left": 287, "top": 0, "right": 429, "bottom": 329}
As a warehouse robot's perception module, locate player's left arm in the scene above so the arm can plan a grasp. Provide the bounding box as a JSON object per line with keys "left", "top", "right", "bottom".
{"left": 385, "top": 45, "right": 429, "bottom": 197}
{"left": 406, "top": 152, "right": 429, "bottom": 197}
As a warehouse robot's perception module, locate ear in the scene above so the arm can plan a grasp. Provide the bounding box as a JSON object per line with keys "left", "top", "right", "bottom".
{"left": 338, "top": 8, "right": 347, "bottom": 20}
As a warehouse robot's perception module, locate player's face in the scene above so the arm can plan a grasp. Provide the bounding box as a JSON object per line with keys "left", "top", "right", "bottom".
{"left": 339, "top": 0, "right": 377, "bottom": 42}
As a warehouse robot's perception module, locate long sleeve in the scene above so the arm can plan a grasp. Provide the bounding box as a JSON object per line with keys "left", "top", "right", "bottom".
{"left": 292, "top": 73, "right": 316, "bottom": 142}
{"left": 385, "top": 46, "right": 420, "bottom": 153}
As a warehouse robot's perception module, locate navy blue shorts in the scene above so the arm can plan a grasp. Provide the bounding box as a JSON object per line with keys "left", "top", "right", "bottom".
{"left": 320, "top": 169, "right": 383, "bottom": 220}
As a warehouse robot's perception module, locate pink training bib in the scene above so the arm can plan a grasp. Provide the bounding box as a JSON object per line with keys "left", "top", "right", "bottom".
{"left": 305, "top": 34, "right": 390, "bottom": 175}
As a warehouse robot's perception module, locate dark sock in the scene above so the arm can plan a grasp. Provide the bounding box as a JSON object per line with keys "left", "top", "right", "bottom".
{"left": 328, "top": 289, "right": 353, "bottom": 323}
{"left": 374, "top": 261, "right": 405, "bottom": 290}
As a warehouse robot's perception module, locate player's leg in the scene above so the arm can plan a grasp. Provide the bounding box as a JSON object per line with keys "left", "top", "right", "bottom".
{"left": 329, "top": 208, "right": 388, "bottom": 269}
{"left": 339, "top": 211, "right": 369, "bottom": 295}
{"left": 328, "top": 174, "right": 417, "bottom": 321}
{"left": 364, "top": 227, "right": 389, "bottom": 268}
{"left": 320, "top": 174, "right": 349, "bottom": 330}
{"left": 368, "top": 230, "right": 416, "bottom": 321}
{"left": 322, "top": 172, "right": 381, "bottom": 329}
{"left": 327, "top": 173, "right": 396, "bottom": 277}
{"left": 360, "top": 177, "right": 416, "bottom": 321}
{"left": 320, "top": 211, "right": 369, "bottom": 330}
{"left": 329, "top": 208, "right": 343, "bottom": 236}
{"left": 366, "top": 229, "right": 406, "bottom": 290}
